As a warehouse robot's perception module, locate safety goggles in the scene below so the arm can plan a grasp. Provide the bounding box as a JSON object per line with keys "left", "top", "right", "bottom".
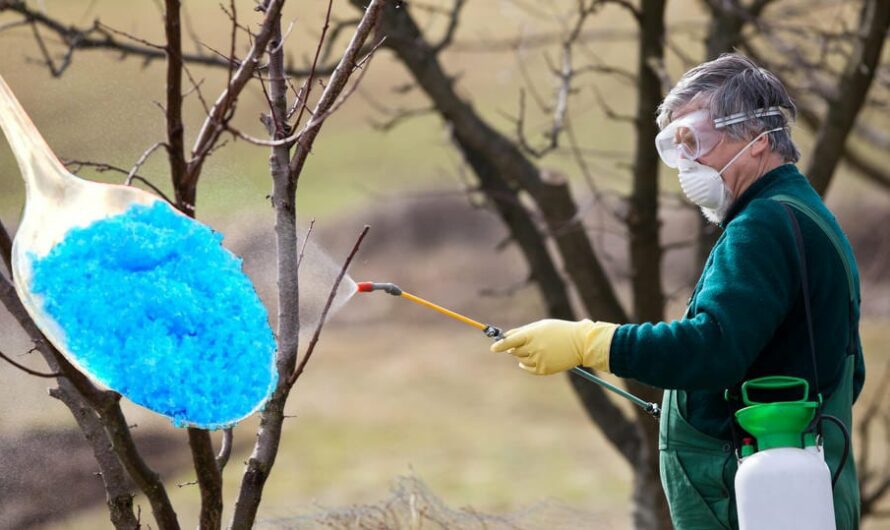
{"left": 655, "top": 107, "right": 784, "bottom": 168}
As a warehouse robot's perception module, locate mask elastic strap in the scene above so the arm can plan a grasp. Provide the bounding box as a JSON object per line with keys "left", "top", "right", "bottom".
{"left": 718, "top": 127, "right": 784, "bottom": 175}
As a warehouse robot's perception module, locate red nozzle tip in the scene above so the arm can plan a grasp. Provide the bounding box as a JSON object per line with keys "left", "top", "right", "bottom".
{"left": 356, "top": 282, "right": 374, "bottom": 293}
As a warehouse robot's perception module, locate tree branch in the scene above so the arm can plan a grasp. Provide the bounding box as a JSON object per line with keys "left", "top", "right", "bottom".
{"left": 0, "top": 274, "right": 180, "bottom": 529}
{"left": 431, "top": 0, "right": 466, "bottom": 53}
{"left": 802, "top": 0, "right": 889, "bottom": 195}
{"left": 188, "top": 427, "right": 222, "bottom": 530}
{"left": 0, "top": 217, "right": 12, "bottom": 276}
{"left": 229, "top": 3, "right": 386, "bottom": 528}
{"left": 216, "top": 428, "right": 234, "bottom": 471}
{"left": 0, "top": 347, "right": 61, "bottom": 377}
{"left": 164, "top": 0, "right": 188, "bottom": 213}
{"left": 0, "top": 1, "right": 335, "bottom": 78}
{"left": 286, "top": 1, "right": 386, "bottom": 179}
{"left": 48, "top": 386, "right": 141, "bottom": 529}
{"left": 184, "top": 0, "right": 285, "bottom": 194}
{"left": 288, "top": 225, "right": 369, "bottom": 386}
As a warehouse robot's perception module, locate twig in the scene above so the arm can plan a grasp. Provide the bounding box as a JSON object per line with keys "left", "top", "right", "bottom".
{"left": 29, "top": 21, "right": 74, "bottom": 76}
{"left": 0, "top": 348, "right": 63, "bottom": 378}
{"left": 368, "top": 102, "right": 436, "bottom": 131}
{"left": 431, "top": 0, "right": 466, "bottom": 53}
{"left": 602, "top": 0, "right": 641, "bottom": 21}
{"left": 0, "top": 1, "right": 333, "bottom": 77}
{"left": 296, "top": 219, "right": 316, "bottom": 270}
{"left": 185, "top": 0, "right": 287, "bottom": 187}
{"left": 287, "top": 225, "right": 370, "bottom": 387}
{"left": 0, "top": 218, "right": 13, "bottom": 276}
{"left": 287, "top": 0, "right": 386, "bottom": 178}
{"left": 61, "top": 159, "right": 177, "bottom": 206}
{"left": 239, "top": 33, "right": 388, "bottom": 148}
{"left": 216, "top": 428, "right": 233, "bottom": 471}
{"left": 125, "top": 142, "right": 168, "bottom": 185}
{"left": 126, "top": 176, "right": 177, "bottom": 207}
{"left": 97, "top": 21, "right": 166, "bottom": 50}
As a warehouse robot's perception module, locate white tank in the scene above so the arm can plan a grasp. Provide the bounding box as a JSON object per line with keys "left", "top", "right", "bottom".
{"left": 733, "top": 376, "right": 837, "bottom": 530}
{"left": 736, "top": 444, "right": 835, "bottom": 529}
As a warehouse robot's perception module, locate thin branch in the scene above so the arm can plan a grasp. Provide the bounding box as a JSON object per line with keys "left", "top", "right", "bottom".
{"left": 29, "top": 21, "right": 74, "bottom": 76}
{"left": 234, "top": 36, "right": 389, "bottom": 148}
{"left": 164, "top": 0, "right": 188, "bottom": 214}
{"left": 368, "top": 102, "right": 436, "bottom": 132}
{"left": 592, "top": 84, "right": 636, "bottom": 122}
{"left": 216, "top": 428, "right": 234, "bottom": 471}
{"left": 0, "top": 218, "right": 12, "bottom": 276}
{"left": 127, "top": 177, "right": 177, "bottom": 206}
{"left": 296, "top": 219, "right": 315, "bottom": 270}
{"left": 185, "top": 0, "right": 287, "bottom": 189}
{"left": 0, "top": 348, "right": 63, "bottom": 378}
{"left": 0, "top": 1, "right": 332, "bottom": 77}
{"left": 125, "top": 142, "right": 168, "bottom": 185}
{"left": 188, "top": 427, "right": 222, "bottom": 530}
{"left": 97, "top": 21, "right": 166, "bottom": 50}
{"left": 601, "top": 0, "right": 641, "bottom": 21}
{"left": 287, "top": 225, "right": 370, "bottom": 387}
{"left": 290, "top": 0, "right": 333, "bottom": 127}
{"left": 61, "top": 158, "right": 177, "bottom": 206}
{"left": 431, "top": 0, "right": 466, "bottom": 53}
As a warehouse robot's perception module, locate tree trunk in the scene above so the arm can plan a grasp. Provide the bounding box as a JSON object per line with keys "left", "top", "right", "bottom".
{"left": 805, "top": 0, "right": 890, "bottom": 196}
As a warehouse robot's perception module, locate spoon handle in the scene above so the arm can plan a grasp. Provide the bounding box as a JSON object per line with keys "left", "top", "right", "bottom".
{"left": 0, "top": 75, "right": 71, "bottom": 199}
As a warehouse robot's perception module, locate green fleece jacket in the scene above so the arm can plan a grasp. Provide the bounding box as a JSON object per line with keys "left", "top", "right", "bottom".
{"left": 610, "top": 164, "right": 865, "bottom": 439}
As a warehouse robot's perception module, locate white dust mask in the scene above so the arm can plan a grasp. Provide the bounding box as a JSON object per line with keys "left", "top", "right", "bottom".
{"left": 677, "top": 127, "right": 784, "bottom": 221}
{"left": 677, "top": 158, "right": 728, "bottom": 210}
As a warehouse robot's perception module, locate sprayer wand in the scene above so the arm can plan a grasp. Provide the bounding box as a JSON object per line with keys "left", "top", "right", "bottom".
{"left": 357, "top": 281, "right": 660, "bottom": 418}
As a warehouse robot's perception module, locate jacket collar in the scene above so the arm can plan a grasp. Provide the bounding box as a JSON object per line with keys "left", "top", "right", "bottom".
{"left": 721, "top": 163, "right": 800, "bottom": 227}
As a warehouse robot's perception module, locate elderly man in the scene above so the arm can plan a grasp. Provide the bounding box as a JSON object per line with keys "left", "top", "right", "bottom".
{"left": 492, "top": 53, "right": 864, "bottom": 529}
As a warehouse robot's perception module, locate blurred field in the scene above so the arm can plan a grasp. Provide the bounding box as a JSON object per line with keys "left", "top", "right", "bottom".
{"left": 1, "top": 0, "right": 889, "bottom": 528}
{"left": 2, "top": 195, "right": 888, "bottom": 529}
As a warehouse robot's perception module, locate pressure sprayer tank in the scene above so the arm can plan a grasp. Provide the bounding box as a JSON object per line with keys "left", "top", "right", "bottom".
{"left": 734, "top": 376, "right": 835, "bottom": 530}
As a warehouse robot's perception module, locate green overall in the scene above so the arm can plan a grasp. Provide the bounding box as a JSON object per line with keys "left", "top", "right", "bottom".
{"left": 659, "top": 355, "right": 858, "bottom": 529}
{"left": 658, "top": 196, "right": 861, "bottom": 529}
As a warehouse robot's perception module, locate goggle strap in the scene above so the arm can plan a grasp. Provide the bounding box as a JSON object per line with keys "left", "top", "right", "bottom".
{"left": 714, "top": 106, "right": 784, "bottom": 128}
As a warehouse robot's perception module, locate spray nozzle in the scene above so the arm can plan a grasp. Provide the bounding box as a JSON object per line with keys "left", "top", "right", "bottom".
{"left": 356, "top": 281, "right": 403, "bottom": 296}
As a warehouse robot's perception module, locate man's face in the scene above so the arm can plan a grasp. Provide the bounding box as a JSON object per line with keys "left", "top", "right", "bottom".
{"left": 671, "top": 101, "right": 768, "bottom": 193}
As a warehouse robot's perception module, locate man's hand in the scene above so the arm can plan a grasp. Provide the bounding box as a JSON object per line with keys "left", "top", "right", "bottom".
{"left": 490, "top": 319, "right": 618, "bottom": 375}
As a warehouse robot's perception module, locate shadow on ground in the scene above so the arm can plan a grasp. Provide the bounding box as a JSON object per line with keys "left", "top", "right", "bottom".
{"left": 0, "top": 429, "right": 188, "bottom": 528}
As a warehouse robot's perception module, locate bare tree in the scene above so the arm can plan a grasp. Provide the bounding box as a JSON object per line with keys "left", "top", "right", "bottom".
{"left": 0, "top": 0, "right": 386, "bottom": 528}
{"left": 337, "top": 0, "right": 889, "bottom": 528}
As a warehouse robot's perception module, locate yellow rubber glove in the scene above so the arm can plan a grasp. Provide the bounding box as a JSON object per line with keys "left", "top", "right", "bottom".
{"left": 490, "top": 319, "right": 618, "bottom": 375}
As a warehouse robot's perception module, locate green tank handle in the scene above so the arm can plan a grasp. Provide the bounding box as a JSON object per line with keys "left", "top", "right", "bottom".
{"left": 740, "top": 375, "right": 809, "bottom": 406}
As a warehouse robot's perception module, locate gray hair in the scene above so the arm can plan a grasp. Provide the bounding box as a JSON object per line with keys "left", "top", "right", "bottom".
{"left": 657, "top": 53, "right": 800, "bottom": 163}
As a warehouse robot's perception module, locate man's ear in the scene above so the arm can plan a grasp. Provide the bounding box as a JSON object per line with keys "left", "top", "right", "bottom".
{"left": 749, "top": 133, "right": 771, "bottom": 157}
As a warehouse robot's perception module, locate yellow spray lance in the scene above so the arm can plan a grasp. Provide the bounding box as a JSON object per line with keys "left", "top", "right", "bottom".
{"left": 356, "top": 281, "right": 660, "bottom": 418}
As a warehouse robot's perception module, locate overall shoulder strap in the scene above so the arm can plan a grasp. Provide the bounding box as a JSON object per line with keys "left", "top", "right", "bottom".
{"left": 771, "top": 194, "right": 860, "bottom": 360}
{"left": 770, "top": 194, "right": 857, "bottom": 306}
{"left": 778, "top": 202, "right": 821, "bottom": 398}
